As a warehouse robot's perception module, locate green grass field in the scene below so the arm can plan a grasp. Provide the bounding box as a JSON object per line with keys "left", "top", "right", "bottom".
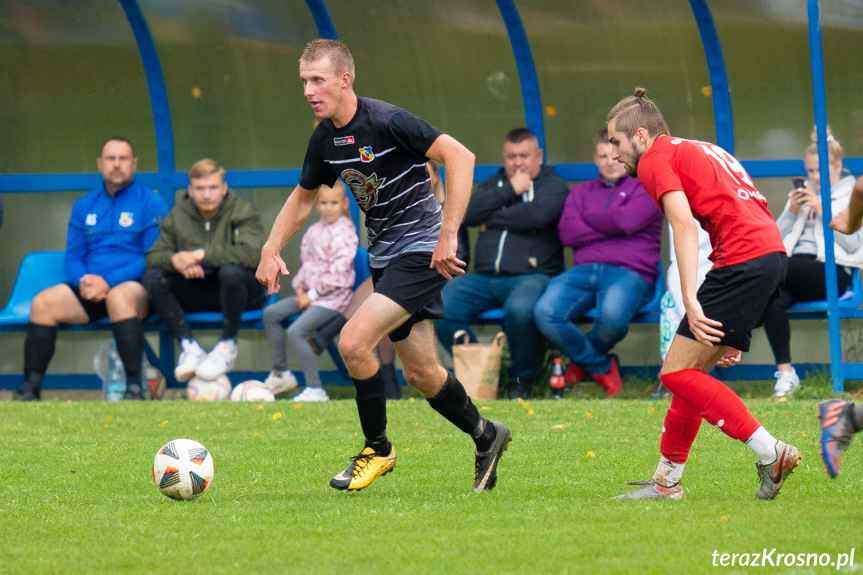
{"left": 1, "top": 390, "right": 859, "bottom": 574}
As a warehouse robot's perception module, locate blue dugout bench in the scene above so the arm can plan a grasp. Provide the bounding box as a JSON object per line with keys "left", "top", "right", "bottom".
{"left": 2, "top": 248, "right": 862, "bottom": 391}
{"left": 0, "top": 248, "right": 372, "bottom": 391}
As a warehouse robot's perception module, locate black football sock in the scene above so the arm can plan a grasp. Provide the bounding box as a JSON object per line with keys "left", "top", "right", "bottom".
{"left": 428, "top": 372, "right": 496, "bottom": 452}
{"left": 112, "top": 318, "right": 143, "bottom": 386}
{"left": 23, "top": 323, "right": 57, "bottom": 387}
{"left": 847, "top": 403, "right": 863, "bottom": 433}
{"left": 354, "top": 369, "right": 390, "bottom": 454}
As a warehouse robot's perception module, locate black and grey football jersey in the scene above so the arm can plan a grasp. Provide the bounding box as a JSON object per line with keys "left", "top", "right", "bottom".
{"left": 299, "top": 97, "right": 444, "bottom": 268}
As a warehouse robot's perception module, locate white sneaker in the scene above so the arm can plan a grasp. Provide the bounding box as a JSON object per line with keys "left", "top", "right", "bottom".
{"left": 265, "top": 371, "right": 298, "bottom": 395}
{"left": 293, "top": 387, "right": 329, "bottom": 403}
{"left": 175, "top": 340, "right": 206, "bottom": 383}
{"left": 196, "top": 339, "right": 238, "bottom": 380}
{"left": 774, "top": 367, "right": 800, "bottom": 398}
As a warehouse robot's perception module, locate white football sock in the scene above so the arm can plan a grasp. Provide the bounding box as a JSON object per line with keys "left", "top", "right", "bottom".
{"left": 653, "top": 456, "right": 684, "bottom": 487}
{"left": 745, "top": 426, "right": 779, "bottom": 464}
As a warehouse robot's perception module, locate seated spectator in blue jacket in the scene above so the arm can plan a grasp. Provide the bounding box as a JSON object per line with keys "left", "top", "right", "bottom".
{"left": 435, "top": 128, "right": 569, "bottom": 399}
{"left": 13, "top": 137, "right": 169, "bottom": 401}
{"left": 534, "top": 129, "right": 663, "bottom": 397}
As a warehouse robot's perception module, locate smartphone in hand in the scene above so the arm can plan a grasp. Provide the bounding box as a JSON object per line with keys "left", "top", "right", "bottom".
{"left": 792, "top": 177, "right": 806, "bottom": 190}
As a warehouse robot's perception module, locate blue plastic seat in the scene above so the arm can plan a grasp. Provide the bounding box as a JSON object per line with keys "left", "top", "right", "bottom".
{"left": 0, "top": 251, "right": 67, "bottom": 328}
{"left": 788, "top": 267, "right": 862, "bottom": 313}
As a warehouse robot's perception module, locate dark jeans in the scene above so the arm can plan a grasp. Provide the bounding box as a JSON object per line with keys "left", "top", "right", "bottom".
{"left": 435, "top": 272, "right": 550, "bottom": 382}
{"left": 763, "top": 254, "right": 851, "bottom": 365}
{"left": 143, "top": 264, "right": 265, "bottom": 342}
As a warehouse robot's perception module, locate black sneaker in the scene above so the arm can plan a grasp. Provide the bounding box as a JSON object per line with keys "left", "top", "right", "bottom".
{"left": 13, "top": 382, "right": 41, "bottom": 401}
{"left": 507, "top": 379, "right": 532, "bottom": 400}
{"left": 123, "top": 384, "right": 145, "bottom": 400}
{"left": 473, "top": 422, "right": 512, "bottom": 492}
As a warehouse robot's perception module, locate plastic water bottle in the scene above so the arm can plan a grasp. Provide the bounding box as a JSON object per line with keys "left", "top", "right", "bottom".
{"left": 99, "top": 341, "right": 126, "bottom": 402}
{"left": 550, "top": 357, "right": 565, "bottom": 400}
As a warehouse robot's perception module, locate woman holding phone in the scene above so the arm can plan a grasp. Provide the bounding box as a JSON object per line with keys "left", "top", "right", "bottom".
{"left": 765, "top": 128, "right": 863, "bottom": 397}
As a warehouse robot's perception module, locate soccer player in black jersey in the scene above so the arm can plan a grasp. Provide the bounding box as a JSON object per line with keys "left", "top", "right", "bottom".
{"left": 257, "top": 39, "right": 511, "bottom": 492}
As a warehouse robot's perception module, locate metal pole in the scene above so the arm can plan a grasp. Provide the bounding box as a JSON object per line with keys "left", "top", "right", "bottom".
{"left": 807, "top": 0, "right": 844, "bottom": 392}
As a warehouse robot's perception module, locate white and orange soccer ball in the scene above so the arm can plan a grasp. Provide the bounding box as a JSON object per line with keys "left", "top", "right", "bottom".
{"left": 187, "top": 375, "right": 231, "bottom": 402}
{"left": 230, "top": 380, "right": 275, "bottom": 402}
{"left": 153, "top": 438, "right": 215, "bottom": 501}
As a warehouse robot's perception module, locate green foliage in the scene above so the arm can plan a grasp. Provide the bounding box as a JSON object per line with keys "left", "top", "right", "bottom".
{"left": 0, "top": 397, "right": 859, "bottom": 574}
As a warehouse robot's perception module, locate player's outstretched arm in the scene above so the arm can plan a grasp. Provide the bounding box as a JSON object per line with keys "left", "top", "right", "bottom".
{"left": 426, "top": 134, "right": 475, "bottom": 280}
{"left": 257, "top": 185, "right": 317, "bottom": 294}
{"left": 662, "top": 190, "right": 724, "bottom": 345}
{"left": 831, "top": 175, "right": 863, "bottom": 235}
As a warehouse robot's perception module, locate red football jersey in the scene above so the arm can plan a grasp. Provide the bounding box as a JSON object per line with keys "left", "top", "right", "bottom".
{"left": 637, "top": 136, "right": 785, "bottom": 267}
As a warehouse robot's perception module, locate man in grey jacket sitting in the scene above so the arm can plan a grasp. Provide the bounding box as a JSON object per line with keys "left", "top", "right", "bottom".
{"left": 435, "top": 128, "right": 569, "bottom": 399}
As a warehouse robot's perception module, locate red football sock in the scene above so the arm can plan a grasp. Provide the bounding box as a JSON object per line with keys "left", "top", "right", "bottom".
{"left": 660, "top": 369, "right": 761, "bottom": 442}
{"left": 659, "top": 394, "right": 702, "bottom": 464}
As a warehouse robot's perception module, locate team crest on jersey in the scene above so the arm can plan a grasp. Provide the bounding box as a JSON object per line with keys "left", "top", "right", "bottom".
{"left": 85, "top": 213, "right": 97, "bottom": 226}
{"left": 334, "top": 135, "right": 355, "bottom": 146}
{"left": 359, "top": 146, "right": 375, "bottom": 163}
{"left": 119, "top": 212, "right": 135, "bottom": 227}
{"left": 341, "top": 169, "right": 385, "bottom": 210}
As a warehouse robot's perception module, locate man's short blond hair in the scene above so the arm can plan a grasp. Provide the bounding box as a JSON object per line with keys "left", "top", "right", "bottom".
{"left": 188, "top": 158, "right": 225, "bottom": 181}
{"left": 300, "top": 39, "right": 355, "bottom": 82}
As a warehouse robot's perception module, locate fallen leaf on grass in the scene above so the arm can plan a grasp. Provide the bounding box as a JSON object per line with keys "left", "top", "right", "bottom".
{"left": 273, "top": 412, "right": 283, "bottom": 420}
{"left": 257, "top": 405, "right": 264, "bottom": 410}
{"left": 553, "top": 424, "right": 567, "bottom": 429}
{"left": 160, "top": 420, "right": 168, "bottom": 426}
{"left": 586, "top": 451, "right": 596, "bottom": 457}
{"left": 291, "top": 404, "right": 303, "bottom": 410}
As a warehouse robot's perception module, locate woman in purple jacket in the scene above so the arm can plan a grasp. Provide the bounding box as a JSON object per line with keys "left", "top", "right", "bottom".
{"left": 534, "top": 130, "right": 663, "bottom": 397}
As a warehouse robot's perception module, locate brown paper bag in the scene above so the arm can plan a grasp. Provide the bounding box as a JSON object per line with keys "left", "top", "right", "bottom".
{"left": 453, "top": 330, "right": 506, "bottom": 400}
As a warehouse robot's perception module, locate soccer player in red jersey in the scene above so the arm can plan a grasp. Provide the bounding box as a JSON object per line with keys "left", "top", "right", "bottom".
{"left": 606, "top": 88, "right": 801, "bottom": 500}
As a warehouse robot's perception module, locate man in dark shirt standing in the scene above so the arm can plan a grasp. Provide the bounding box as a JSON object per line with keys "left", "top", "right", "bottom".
{"left": 257, "top": 39, "right": 511, "bottom": 493}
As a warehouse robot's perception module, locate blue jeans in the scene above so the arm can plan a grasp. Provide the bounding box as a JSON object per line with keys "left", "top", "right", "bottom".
{"left": 534, "top": 264, "right": 651, "bottom": 375}
{"left": 435, "top": 273, "right": 551, "bottom": 382}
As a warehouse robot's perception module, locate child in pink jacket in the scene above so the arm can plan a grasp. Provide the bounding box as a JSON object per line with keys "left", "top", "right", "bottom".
{"left": 262, "top": 183, "right": 358, "bottom": 402}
